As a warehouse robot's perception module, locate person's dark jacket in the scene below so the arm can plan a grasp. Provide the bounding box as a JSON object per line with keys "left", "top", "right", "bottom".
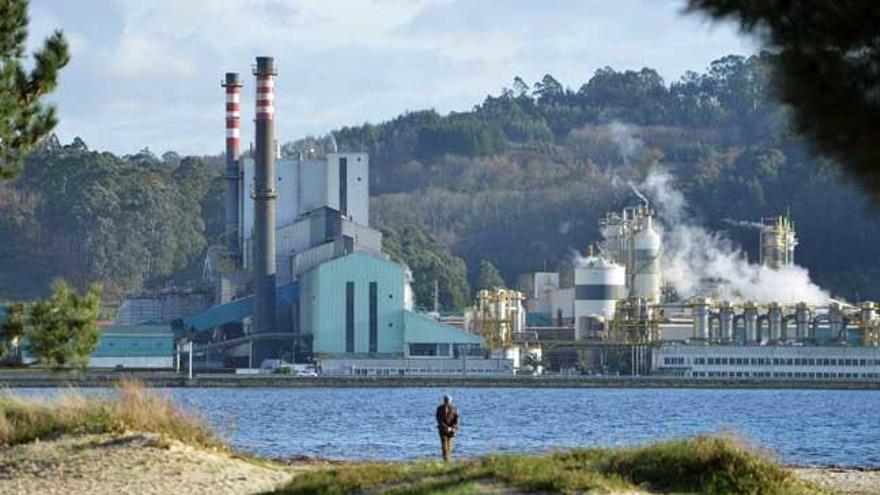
{"left": 436, "top": 404, "right": 459, "bottom": 437}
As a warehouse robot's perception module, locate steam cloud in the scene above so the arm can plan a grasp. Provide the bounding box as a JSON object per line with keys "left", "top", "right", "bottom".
{"left": 609, "top": 121, "right": 642, "bottom": 165}
{"left": 638, "top": 169, "right": 830, "bottom": 304}
{"left": 722, "top": 218, "right": 766, "bottom": 231}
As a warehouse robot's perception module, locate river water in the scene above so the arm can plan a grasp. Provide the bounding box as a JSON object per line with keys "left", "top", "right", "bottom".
{"left": 13, "top": 387, "right": 880, "bottom": 466}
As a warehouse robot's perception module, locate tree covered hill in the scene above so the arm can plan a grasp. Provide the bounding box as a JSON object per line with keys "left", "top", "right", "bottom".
{"left": 2, "top": 53, "right": 879, "bottom": 309}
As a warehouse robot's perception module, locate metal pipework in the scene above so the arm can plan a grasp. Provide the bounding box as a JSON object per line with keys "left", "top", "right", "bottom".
{"left": 743, "top": 302, "right": 759, "bottom": 344}
{"left": 861, "top": 301, "right": 877, "bottom": 323}
{"left": 795, "top": 302, "right": 811, "bottom": 341}
{"left": 719, "top": 300, "right": 735, "bottom": 343}
{"left": 829, "top": 302, "right": 847, "bottom": 343}
{"left": 767, "top": 302, "right": 783, "bottom": 343}
{"left": 222, "top": 72, "right": 243, "bottom": 263}
{"left": 252, "top": 56, "right": 277, "bottom": 336}
{"left": 691, "top": 297, "right": 711, "bottom": 342}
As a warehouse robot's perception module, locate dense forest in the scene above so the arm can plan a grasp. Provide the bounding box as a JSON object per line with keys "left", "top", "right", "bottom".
{"left": 3, "top": 53, "right": 880, "bottom": 310}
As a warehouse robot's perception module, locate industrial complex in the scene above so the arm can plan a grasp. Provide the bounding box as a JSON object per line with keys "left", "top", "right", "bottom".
{"left": 167, "top": 57, "right": 498, "bottom": 376}
{"left": 516, "top": 203, "right": 880, "bottom": 381}
{"left": 23, "top": 54, "right": 876, "bottom": 383}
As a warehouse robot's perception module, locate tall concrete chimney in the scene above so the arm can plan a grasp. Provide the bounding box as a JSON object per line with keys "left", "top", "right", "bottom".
{"left": 252, "top": 56, "right": 277, "bottom": 337}
{"left": 222, "top": 72, "right": 243, "bottom": 263}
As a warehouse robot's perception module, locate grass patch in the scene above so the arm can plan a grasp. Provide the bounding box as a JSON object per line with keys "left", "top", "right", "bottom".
{"left": 266, "top": 435, "right": 825, "bottom": 495}
{"left": 0, "top": 379, "right": 216, "bottom": 448}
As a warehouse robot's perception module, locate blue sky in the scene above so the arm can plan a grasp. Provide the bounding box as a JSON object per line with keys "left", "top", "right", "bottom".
{"left": 29, "top": 0, "right": 755, "bottom": 156}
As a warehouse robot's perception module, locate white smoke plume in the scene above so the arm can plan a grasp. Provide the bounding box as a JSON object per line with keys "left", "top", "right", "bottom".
{"left": 637, "top": 168, "right": 830, "bottom": 304}
{"left": 628, "top": 181, "right": 649, "bottom": 208}
{"left": 609, "top": 121, "right": 642, "bottom": 165}
{"left": 722, "top": 218, "right": 766, "bottom": 231}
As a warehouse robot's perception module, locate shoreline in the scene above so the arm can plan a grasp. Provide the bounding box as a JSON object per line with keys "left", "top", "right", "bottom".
{"left": 1, "top": 432, "right": 877, "bottom": 495}
{"left": 2, "top": 371, "right": 880, "bottom": 389}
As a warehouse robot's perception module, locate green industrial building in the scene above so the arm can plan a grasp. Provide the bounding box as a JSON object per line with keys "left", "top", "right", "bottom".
{"left": 300, "top": 251, "right": 483, "bottom": 359}
{"left": 90, "top": 325, "right": 174, "bottom": 368}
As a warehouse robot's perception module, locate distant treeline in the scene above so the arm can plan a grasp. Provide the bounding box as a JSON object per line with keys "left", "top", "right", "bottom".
{"left": 3, "top": 54, "right": 880, "bottom": 309}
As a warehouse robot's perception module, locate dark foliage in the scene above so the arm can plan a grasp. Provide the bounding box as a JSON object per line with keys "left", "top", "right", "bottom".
{"left": 0, "top": 0, "right": 70, "bottom": 179}
{"left": 687, "top": 0, "right": 880, "bottom": 196}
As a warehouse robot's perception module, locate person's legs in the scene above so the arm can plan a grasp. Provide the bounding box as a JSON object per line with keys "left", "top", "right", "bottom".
{"left": 440, "top": 433, "right": 449, "bottom": 460}
{"left": 446, "top": 435, "right": 454, "bottom": 459}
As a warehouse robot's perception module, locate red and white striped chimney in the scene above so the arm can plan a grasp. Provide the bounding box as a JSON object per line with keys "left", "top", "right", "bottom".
{"left": 222, "top": 72, "right": 243, "bottom": 262}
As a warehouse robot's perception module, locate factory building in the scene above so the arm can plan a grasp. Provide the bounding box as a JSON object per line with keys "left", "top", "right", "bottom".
{"left": 89, "top": 324, "right": 175, "bottom": 369}
{"left": 654, "top": 346, "right": 880, "bottom": 380}
{"left": 520, "top": 195, "right": 880, "bottom": 381}
{"left": 171, "top": 56, "right": 502, "bottom": 375}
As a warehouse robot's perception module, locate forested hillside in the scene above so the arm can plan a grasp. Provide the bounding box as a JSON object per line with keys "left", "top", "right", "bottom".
{"left": 3, "top": 53, "right": 879, "bottom": 309}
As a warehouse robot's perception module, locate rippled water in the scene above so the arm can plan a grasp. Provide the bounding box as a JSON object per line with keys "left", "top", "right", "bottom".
{"left": 14, "top": 387, "right": 880, "bottom": 466}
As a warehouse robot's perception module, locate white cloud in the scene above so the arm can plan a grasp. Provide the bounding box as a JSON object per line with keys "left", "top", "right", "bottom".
{"left": 110, "top": 35, "right": 197, "bottom": 78}
{"left": 31, "top": 0, "right": 756, "bottom": 155}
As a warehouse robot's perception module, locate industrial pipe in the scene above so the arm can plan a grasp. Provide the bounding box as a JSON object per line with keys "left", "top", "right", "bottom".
{"left": 252, "top": 56, "right": 277, "bottom": 338}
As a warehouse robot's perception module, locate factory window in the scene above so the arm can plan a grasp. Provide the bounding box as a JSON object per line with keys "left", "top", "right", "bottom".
{"left": 410, "top": 343, "right": 439, "bottom": 356}
{"left": 339, "top": 157, "right": 348, "bottom": 215}
{"left": 369, "top": 282, "right": 378, "bottom": 354}
{"left": 345, "top": 281, "right": 355, "bottom": 353}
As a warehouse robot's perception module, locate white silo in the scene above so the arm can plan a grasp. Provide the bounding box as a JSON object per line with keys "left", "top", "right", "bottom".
{"left": 632, "top": 214, "right": 662, "bottom": 303}
{"left": 575, "top": 253, "right": 626, "bottom": 339}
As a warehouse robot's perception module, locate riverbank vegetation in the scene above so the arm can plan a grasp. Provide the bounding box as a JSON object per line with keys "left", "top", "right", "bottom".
{"left": 0, "top": 379, "right": 214, "bottom": 447}
{"left": 267, "top": 435, "right": 822, "bottom": 494}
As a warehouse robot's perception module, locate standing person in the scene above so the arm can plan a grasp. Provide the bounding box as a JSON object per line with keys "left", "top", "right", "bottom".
{"left": 435, "top": 394, "right": 459, "bottom": 461}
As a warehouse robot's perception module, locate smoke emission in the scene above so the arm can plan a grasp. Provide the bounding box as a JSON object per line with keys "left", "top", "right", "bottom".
{"left": 609, "top": 121, "right": 642, "bottom": 165}
{"left": 638, "top": 169, "right": 830, "bottom": 304}
{"left": 722, "top": 218, "right": 766, "bottom": 230}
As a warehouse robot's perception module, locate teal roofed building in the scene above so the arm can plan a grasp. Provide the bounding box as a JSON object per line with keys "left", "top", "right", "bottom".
{"left": 300, "top": 251, "right": 483, "bottom": 357}
{"left": 299, "top": 252, "right": 510, "bottom": 375}
{"left": 90, "top": 325, "right": 174, "bottom": 369}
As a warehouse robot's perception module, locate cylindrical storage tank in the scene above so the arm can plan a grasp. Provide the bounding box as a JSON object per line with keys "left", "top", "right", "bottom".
{"left": 632, "top": 215, "right": 662, "bottom": 302}
{"left": 829, "top": 302, "right": 846, "bottom": 342}
{"left": 767, "top": 302, "right": 783, "bottom": 342}
{"left": 574, "top": 256, "right": 626, "bottom": 335}
{"left": 795, "top": 302, "right": 811, "bottom": 340}
{"left": 719, "top": 301, "right": 735, "bottom": 343}
{"left": 744, "top": 302, "right": 759, "bottom": 344}
{"left": 691, "top": 298, "right": 711, "bottom": 342}
{"left": 761, "top": 225, "right": 784, "bottom": 270}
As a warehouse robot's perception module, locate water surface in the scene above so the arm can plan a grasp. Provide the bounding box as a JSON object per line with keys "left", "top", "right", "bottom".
{"left": 14, "top": 387, "right": 879, "bottom": 466}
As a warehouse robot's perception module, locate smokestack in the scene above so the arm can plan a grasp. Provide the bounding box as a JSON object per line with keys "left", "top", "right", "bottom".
{"left": 253, "top": 56, "right": 277, "bottom": 336}
{"left": 222, "top": 72, "right": 243, "bottom": 263}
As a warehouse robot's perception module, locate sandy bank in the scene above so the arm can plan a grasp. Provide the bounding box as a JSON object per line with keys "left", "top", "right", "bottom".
{"left": 0, "top": 432, "right": 877, "bottom": 494}
{"left": 794, "top": 467, "right": 880, "bottom": 495}
{"left": 0, "top": 433, "right": 302, "bottom": 495}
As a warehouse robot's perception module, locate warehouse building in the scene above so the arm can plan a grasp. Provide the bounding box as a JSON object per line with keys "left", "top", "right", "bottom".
{"left": 89, "top": 324, "right": 174, "bottom": 369}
